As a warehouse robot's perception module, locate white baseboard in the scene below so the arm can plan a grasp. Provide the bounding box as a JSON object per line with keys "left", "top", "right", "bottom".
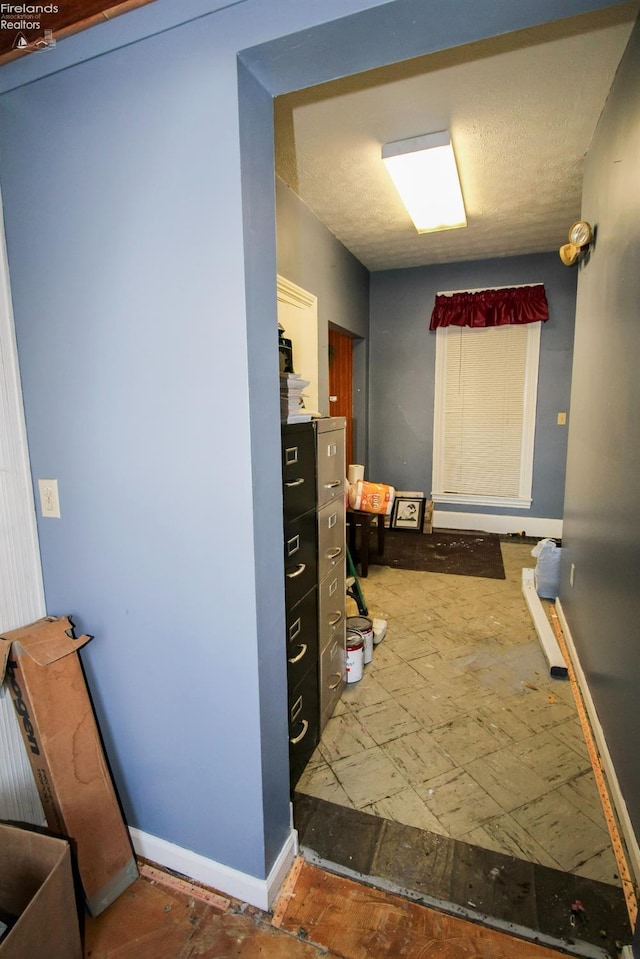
{"left": 129, "top": 826, "right": 298, "bottom": 911}
{"left": 433, "top": 510, "right": 562, "bottom": 538}
{"left": 555, "top": 599, "right": 640, "bottom": 889}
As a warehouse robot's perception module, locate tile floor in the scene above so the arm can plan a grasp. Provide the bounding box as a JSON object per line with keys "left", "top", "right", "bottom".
{"left": 298, "top": 540, "right": 620, "bottom": 886}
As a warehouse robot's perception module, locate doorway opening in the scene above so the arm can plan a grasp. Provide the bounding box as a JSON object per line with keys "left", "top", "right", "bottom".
{"left": 328, "top": 326, "right": 354, "bottom": 466}
{"left": 241, "top": 1, "right": 636, "bottom": 944}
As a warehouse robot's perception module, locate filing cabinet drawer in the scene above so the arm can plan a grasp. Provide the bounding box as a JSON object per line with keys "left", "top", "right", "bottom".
{"left": 318, "top": 561, "right": 346, "bottom": 650}
{"left": 319, "top": 632, "right": 345, "bottom": 731}
{"left": 284, "top": 511, "right": 317, "bottom": 608}
{"left": 286, "top": 587, "right": 318, "bottom": 692}
{"left": 317, "top": 498, "right": 345, "bottom": 583}
{"left": 316, "top": 424, "right": 345, "bottom": 509}
{"left": 288, "top": 670, "right": 319, "bottom": 789}
{"left": 281, "top": 425, "right": 316, "bottom": 521}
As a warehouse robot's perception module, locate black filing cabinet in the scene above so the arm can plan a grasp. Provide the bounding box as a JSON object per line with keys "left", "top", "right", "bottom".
{"left": 282, "top": 422, "right": 319, "bottom": 789}
{"left": 281, "top": 418, "right": 346, "bottom": 790}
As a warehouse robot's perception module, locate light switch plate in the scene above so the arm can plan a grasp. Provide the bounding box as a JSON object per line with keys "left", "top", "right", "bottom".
{"left": 38, "top": 479, "right": 61, "bottom": 518}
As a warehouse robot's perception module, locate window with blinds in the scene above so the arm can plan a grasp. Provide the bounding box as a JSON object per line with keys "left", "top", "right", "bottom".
{"left": 432, "top": 322, "right": 541, "bottom": 509}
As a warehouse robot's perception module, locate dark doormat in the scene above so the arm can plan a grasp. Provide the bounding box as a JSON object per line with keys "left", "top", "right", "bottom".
{"left": 375, "top": 530, "right": 505, "bottom": 579}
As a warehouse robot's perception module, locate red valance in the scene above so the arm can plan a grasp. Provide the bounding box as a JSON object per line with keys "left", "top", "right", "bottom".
{"left": 429, "top": 284, "right": 549, "bottom": 331}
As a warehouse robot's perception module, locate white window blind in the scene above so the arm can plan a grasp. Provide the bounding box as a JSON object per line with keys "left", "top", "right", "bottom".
{"left": 432, "top": 322, "right": 541, "bottom": 509}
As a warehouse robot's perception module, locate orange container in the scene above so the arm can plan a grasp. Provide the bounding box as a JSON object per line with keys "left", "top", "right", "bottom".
{"left": 348, "top": 480, "right": 395, "bottom": 515}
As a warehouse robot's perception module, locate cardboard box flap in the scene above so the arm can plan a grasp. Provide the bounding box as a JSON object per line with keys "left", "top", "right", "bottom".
{"left": 0, "top": 617, "right": 90, "bottom": 682}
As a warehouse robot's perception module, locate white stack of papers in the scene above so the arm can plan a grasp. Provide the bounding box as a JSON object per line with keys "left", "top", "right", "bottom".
{"left": 280, "top": 373, "right": 312, "bottom": 423}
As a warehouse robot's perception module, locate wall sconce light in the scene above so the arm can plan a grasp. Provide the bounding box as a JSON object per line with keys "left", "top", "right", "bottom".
{"left": 559, "top": 221, "right": 593, "bottom": 266}
{"left": 382, "top": 131, "right": 467, "bottom": 234}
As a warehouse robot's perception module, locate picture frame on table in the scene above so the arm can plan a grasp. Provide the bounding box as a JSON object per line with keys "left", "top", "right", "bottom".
{"left": 391, "top": 495, "right": 426, "bottom": 532}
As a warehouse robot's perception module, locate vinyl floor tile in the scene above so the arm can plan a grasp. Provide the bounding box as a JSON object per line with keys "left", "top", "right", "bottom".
{"left": 429, "top": 714, "right": 504, "bottom": 766}
{"left": 332, "top": 745, "right": 408, "bottom": 807}
{"left": 510, "top": 729, "right": 590, "bottom": 786}
{"left": 398, "top": 686, "right": 463, "bottom": 729}
{"left": 512, "top": 790, "right": 612, "bottom": 873}
{"left": 461, "top": 814, "right": 563, "bottom": 871}
{"left": 317, "top": 711, "right": 376, "bottom": 763}
{"left": 355, "top": 698, "right": 421, "bottom": 744}
{"left": 465, "top": 745, "right": 551, "bottom": 812}
{"left": 414, "top": 767, "right": 504, "bottom": 834}
{"left": 572, "top": 845, "right": 621, "bottom": 885}
{"left": 296, "top": 761, "right": 353, "bottom": 806}
{"left": 299, "top": 545, "right": 621, "bottom": 890}
{"left": 383, "top": 727, "right": 457, "bottom": 785}
{"left": 557, "top": 770, "right": 611, "bottom": 829}
{"left": 372, "top": 660, "right": 428, "bottom": 695}
{"left": 364, "top": 785, "right": 449, "bottom": 835}
{"left": 340, "top": 672, "right": 393, "bottom": 708}
{"left": 475, "top": 692, "right": 543, "bottom": 743}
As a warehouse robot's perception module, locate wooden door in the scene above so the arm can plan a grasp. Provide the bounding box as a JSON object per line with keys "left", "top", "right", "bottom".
{"left": 328, "top": 328, "right": 353, "bottom": 466}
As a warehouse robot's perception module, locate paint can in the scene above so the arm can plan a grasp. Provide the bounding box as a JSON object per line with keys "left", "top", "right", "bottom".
{"left": 346, "top": 630, "right": 364, "bottom": 683}
{"left": 347, "top": 616, "right": 373, "bottom": 664}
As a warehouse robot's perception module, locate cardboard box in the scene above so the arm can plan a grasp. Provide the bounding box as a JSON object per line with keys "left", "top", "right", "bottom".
{"left": 0, "top": 616, "right": 138, "bottom": 916}
{"left": 0, "top": 822, "right": 81, "bottom": 959}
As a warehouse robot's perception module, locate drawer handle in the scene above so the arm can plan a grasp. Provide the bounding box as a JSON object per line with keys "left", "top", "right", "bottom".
{"left": 324, "top": 480, "right": 341, "bottom": 489}
{"left": 328, "top": 611, "right": 343, "bottom": 627}
{"left": 288, "top": 643, "right": 308, "bottom": 664}
{"left": 290, "top": 719, "right": 309, "bottom": 745}
{"left": 287, "top": 563, "right": 306, "bottom": 579}
{"left": 285, "top": 477, "right": 305, "bottom": 488}
{"left": 325, "top": 547, "right": 342, "bottom": 561}
{"left": 328, "top": 673, "right": 342, "bottom": 690}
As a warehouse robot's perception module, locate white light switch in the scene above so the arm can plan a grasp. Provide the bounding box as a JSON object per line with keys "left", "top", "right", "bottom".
{"left": 38, "top": 479, "right": 61, "bottom": 518}
{"left": 557, "top": 412, "right": 567, "bottom": 425}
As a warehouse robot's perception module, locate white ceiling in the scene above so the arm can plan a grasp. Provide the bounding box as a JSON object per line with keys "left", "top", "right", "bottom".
{"left": 274, "top": 4, "right": 639, "bottom": 271}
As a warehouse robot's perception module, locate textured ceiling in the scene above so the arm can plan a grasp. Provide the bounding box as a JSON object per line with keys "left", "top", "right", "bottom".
{"left": 275, "top": 4, "right": 639, "bottom": 271}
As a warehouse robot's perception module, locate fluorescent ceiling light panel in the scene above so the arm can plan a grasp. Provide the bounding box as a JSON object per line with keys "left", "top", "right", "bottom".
{"left": 382, "top": 131, "right": 467, "bottom": 234}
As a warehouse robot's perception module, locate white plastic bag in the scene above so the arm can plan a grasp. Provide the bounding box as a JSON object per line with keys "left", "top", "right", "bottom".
{"left": 531, "top": 538, "right": 562, "bottom": 598}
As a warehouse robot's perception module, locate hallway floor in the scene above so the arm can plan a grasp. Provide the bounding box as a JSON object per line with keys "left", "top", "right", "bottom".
{"left": 84, "top": 858, "right": 573, "bottom": 959}
{"left": 297, "top": 540, "right": 619, "bottom": 885}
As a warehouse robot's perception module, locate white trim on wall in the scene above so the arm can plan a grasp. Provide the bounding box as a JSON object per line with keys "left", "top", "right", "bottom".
{"left": 0, "top": 189, "right": 47, "bottom": 823}
{"left": 129, "top": 826, "right": 298, "bottom": 911}
{"left": 555, "top": 599, "right": 640, "bottom": 889}
{"left": 433, "top": 509, "right": 562, "bottom": 539}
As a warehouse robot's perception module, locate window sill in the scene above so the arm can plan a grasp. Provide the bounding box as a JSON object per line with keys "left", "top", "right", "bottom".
{"left": 432, "top": 492, "right": 532, "bottom": 510}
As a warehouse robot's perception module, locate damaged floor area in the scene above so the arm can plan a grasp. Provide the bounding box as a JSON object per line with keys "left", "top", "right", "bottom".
{"left": 84, "top": 857, "right": 575, "bottom": 959}
{"left": 298, "top": 542, "right": 619, "bottom": 884}
{"left": 83, "top": 542, "right": 633, "bottom": 958}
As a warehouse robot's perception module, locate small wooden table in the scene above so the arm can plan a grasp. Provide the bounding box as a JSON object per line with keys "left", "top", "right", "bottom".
{"left": 346, "top": 508, "right": 385, "bottom": 577}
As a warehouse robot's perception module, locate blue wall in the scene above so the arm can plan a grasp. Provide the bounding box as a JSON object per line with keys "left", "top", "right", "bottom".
{"left": 560, "top": 16, "right": 640, "bottom": 834}
{"left": 369, "top": 254, "right": 577, "bottom": 520}
{"left": 276, "top": 178, "right": 370, "bottom": 461}
{"left": 0, "top": 0, "right": 623, "bottom": 886}
{"left": 0, "top": 0, "right": 387, "bottom": 882}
